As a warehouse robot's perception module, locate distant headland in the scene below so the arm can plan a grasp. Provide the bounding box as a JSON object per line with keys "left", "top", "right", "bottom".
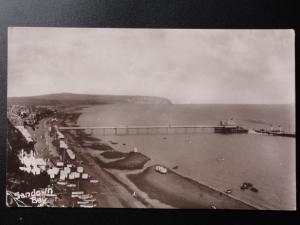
{"left": 7, "top": 93, "right": 172, "bottom": 105}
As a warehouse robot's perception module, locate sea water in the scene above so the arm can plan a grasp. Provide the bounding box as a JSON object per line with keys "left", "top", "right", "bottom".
{"left": 78, "top": 104, "right": 296, "bottom": 210}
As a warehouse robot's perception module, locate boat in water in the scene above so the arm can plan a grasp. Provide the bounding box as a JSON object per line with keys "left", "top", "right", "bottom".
{"left": 255, "top": 125, "right": 295, "bottom": 138}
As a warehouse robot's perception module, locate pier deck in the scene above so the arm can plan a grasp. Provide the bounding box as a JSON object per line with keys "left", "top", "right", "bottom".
{"left": 58, "top": 125, "right": 239, "bottom": 135}
{"left": 59, "top": 125, "right": 237, "bottom": 130}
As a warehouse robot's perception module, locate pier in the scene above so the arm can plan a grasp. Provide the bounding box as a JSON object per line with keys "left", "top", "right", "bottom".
{"left": 58, "top": 125, "right": 241, "bottom": 135}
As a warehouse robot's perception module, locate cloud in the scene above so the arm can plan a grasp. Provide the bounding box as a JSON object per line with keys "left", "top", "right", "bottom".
{"left": 8, "top": 28, "right": 295, "bottom": 104}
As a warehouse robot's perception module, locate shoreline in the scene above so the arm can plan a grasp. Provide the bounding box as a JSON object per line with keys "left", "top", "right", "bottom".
{"left": 128, "top": 165, "right": 255, "bottom": 209}
{"left": 59, "top": 106, "right": 258, "bottom": 209}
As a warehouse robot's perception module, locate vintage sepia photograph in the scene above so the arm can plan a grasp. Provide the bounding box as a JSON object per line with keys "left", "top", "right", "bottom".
{"left": 6, "top": 27, "right": 295, "bottom": 209}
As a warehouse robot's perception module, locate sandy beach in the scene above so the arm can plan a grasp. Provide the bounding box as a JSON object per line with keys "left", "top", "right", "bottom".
{"left": 54, "top": 109, "right": 146, "bottom": 208}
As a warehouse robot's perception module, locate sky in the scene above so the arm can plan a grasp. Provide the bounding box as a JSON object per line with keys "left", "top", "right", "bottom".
{"left": 8, "top": 28, "right": 295, "bottom": 104}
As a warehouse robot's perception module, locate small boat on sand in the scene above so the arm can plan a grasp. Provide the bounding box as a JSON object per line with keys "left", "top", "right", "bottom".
{"left": 225, "top": 189, "right": 232, "bottom": 194}
{"left": 155, "top": 165, "right": 168, "bottom": 174}
{"left": 250, "top": 187, "right": 259, "bottom": 193}
{"left": 240, "top": 182, "right": 253, "bottom": 190}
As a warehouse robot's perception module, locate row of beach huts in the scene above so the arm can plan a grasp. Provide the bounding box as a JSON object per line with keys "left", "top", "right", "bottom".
{"left": 48, "top": 120, "right": 99, "bottom": 207}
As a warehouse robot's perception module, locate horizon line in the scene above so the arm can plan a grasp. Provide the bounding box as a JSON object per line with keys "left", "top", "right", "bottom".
{"left": 7, "top": 92, "right": 295, "bottom": 105}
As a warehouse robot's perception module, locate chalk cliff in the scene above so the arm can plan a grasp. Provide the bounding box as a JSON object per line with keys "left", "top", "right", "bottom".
{"left": 8, "top": 93, "right": 172, "bottom": 105}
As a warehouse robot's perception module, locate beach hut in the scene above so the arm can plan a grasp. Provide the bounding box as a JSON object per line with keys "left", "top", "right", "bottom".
{"left": 82, "top": 173, "right": 88, "bottom": 179}
{"left": 60, "top": 170, "right": 68, "bottom": 180}
{"left": 59, "top": 140, "right": 68, "bottom": 149}
{"left": 77, "top": 167, "right": 83, "bottom": 173}
{"left": 68, "top": 173, "right": 75, "bottom": 180}
{"left": 59, "top": 141, "right": 68, "bottom": 161}
{"left": 66, "top": 149, "right": 75, "bottom": 160}
{"left": 56, "top": 161, "right": 64, "bottom": 167}
{"left": 63, "top": 167, "right": 71, "bottom": 174}
{"left": 53, "top": 167, "right": 59, "bottom": 175}
{"left": 47, "top": 169, "right": 55, "bottom": 179}
{"left": 56, "top": 131, "right": 64, "bottom": 140}
{"left": 74, "top": 172, "right": 80, "bottom": 179}
{"left": 90, "top": 179, "right": 99, "bottom": 184}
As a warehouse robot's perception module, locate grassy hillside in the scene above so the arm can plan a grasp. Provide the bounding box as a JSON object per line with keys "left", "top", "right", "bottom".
{"left": 7, "top": 93, "right": 172, "bottom": 105}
